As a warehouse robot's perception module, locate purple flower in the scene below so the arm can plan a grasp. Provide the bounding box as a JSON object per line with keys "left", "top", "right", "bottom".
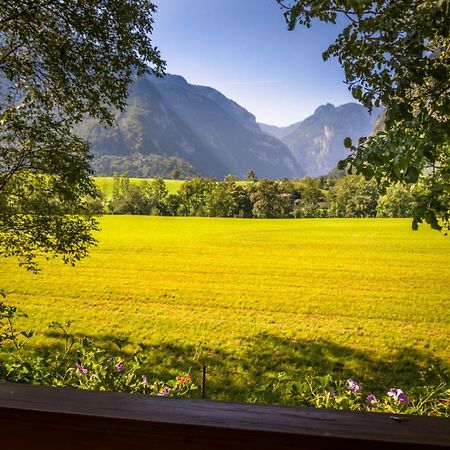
{"left": 75, "top": 362, "right": 87, "bottom": 375}
{"left": 157, "top": 385, "right": 171, "bottom": 397}
{"left": 347, "top": 379, "right": 361, "bottom": 393}
{"left": 141, "top": 375, "right": 148, "bottom": 385}
{"left": 366, "top": 394, "right": 378, "bottom": 404}
{"left": 115, "top": 361, "right": 124, "bottom": 372}
{"left": 387, "top": 388, "right": 409, "bottom": 404}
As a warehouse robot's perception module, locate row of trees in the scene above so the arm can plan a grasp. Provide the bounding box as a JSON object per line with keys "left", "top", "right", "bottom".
{"left": 99, "top": 174, "right": 416, "bottom": 219}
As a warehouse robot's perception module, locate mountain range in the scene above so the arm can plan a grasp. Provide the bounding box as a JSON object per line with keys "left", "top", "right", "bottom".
{"left": 76, "top": 74, "right": 380, "bottom": 179}
{"left": 259, "top": 103, "right": 380, "bottom": 177}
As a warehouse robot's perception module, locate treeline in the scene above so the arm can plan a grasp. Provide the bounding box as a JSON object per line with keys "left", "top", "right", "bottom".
{"left": 91, "top": 154, "right": 200, "bottom": 179}
{"left": 90, "top": 172, "right": 416, "bottom": 219}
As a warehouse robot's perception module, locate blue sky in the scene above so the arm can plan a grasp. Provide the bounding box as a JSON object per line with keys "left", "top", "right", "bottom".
{"left": 152, "top": 0, "right": 355, "bottom": 126}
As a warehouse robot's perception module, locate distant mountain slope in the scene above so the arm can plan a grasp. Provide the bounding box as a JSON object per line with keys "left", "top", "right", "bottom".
{"left": 259, "top": 103, "right": 380, "bottom": 177}
{"left": 258, "top": 122, "right": 300, "bottom": 141}
{"left": 76, "top": 74, "right": 303, "bottom": 179}
{"left": 370, "top": 109, "right": 386, "bottom": 135}
{"left": 91, "top": 154, "right": 200, "bottom": 179}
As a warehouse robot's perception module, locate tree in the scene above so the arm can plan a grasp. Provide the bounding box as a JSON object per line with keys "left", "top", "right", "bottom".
{"left": 204, "top": 181, "right": 237, "bottom": 217}
{"left": 0, "top": 0, "right": 165, "bottom": 270}
{"left": 250, "top": 179, "right": 293, "bottom": 218}
{"left": 246, "top": 170, "right": 258, "bottom": 182}
{"left": 142, "top": 177, "right": 169, "bottom": 215}
{"left": 294, "top": 178, "right": 323, "bottom": 218}
{"left": 330, "top": 175, "right": 379, "bottom": 218}
{"left": 177, "top": 177, "right": 214, "bottom": 216}
{"left": 278, "top": 0, "right": 450, "bottom": 232}
{"left": 376, "top": 183, "right": 416, "bottom": 218}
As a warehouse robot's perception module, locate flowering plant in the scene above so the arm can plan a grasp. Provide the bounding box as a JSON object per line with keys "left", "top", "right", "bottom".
{"left": 0, "top": 305, "right": 196, "bottom": 398}
{"left": 248, "top": 371, "right": 449, "bottom": 417}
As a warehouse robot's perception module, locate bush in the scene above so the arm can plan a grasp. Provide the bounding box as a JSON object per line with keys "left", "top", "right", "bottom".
{"left": 249, "top": 371, "right": 449, "bottom": 417}
{"left": 0, "top": 302, "right": 196, "bottom": 397}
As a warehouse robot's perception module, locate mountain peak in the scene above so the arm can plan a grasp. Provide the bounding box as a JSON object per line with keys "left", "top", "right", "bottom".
{"left": 77, "top": 73, "right": 303, "bottom": 179}
{"left": 314, "top": 103, "right": 335, "bottom": 115}
{"left": 146, "top": 73, "right": 188, "bottom": 85}
{"left": 262, "top": 102, "right": 379, "bottom": 177}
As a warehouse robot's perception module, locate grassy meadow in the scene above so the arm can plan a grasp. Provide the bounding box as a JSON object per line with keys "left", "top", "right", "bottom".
{"left": 1, "top": 217, "right": 449, "bottom": 402}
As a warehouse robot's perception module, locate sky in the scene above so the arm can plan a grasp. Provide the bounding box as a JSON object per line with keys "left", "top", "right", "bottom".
{"left": 151, "top": 0, "right": 355, "bottom": 127}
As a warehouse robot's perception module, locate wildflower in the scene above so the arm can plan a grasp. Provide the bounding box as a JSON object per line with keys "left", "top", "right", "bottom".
{"left": 387, "top": 388, "right": 409, "bottom": 404}
{"left": 75, "top": 362, "right": 87, "bottom": 375}
{"left": 141, "top": 375, "right": 148, "bottom": 385}
{"left": 158, "top": 385, "right": 171, "bottom": 397}
{"left": 347, "top": 379, "right": 361, "bottom": 393}
{"left": 366, "top": 394, "right": 378, "bottom": 404}
{"left": 176, "top": 373, "right": 192, "bottom": 386}
{"left": 115, "top": 361, "right": 124, "bottom": 372}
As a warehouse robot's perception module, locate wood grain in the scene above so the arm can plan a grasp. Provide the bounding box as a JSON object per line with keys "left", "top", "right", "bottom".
{"left": 0, "top": 382, "right": 449, "bottom": 449}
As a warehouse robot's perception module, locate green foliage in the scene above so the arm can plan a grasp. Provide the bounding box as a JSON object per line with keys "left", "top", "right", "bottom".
{"left": 250, "top": 179, "right": 295, "bottom": 218}
{"left": 0, "top": 302, "right": 196, "bottom": 397}
{"left": 92, "top": 154, "right": 200, "bottom": 179}
{"left": 330, "top": 175, "right": 379, "bottom": 218}
{"left": 177, "top": 177, "right": 216, "bottom": 217}
{"left": 108, "top": 174, "right": 169, "bottom": 215}
{"left": 294, "top": 178, "right": 324, "bottom": 218}
{"left": 251, "top": 371, "right": 449, "bottom": 417}
{"left": 279, "top": 0, "right": 450, "bottom": 232}
{"left": 377, "top": 183, "right": 416, "bottom": 218}
{"left": 246, "top": 170, "right": 258, "bottom": 182}
{"left": 203, "top": 180, "right": 237, "bottom": 218}
{"left": 96, "top": 174, "right": 422, "bottom": 219}
{"left": 0, "top": 0, "right": 165, "bottom": 269}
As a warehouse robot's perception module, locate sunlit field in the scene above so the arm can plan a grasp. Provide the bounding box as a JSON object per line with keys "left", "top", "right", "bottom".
{"left": 1, "top": 217, "right": 449, "bottom": 401}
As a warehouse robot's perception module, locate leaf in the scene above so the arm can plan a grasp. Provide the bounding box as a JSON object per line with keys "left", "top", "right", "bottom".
{"left": 404, "top": 166, "right": 419, "bottom": 183}
{"left": 337, "top": 159, "right": 347, "bottom": 170}
{"left": 343, "top": 137, "right": 353, "bottom": 149}
{"left": 358, "top": 137, "right": 367, "bottom": 145}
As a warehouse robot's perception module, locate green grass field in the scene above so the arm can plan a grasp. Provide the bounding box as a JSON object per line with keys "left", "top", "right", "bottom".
{"left": 1, "top": 217, "right": 449, "bottom": 401}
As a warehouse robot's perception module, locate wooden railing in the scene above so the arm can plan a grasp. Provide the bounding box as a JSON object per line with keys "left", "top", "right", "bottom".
{"left": 0, "top": 382, "right": 449, "bottom": 449}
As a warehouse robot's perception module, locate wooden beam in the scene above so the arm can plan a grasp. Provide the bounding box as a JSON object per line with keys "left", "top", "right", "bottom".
{"left": 0, "top": 382, "right": 449, "bottom": 449}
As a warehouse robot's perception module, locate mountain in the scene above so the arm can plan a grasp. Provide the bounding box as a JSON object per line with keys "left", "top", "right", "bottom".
{"left": 259, "top": 103, "right": 380, "bottom": 177}
{"left": 76, "top": 74, "right": 303, "bottom": 179}
{"left": 258, "top": 122, "right": 300, "bottom": 141}
{"left": 370, "top": 109, "right": 386, "bottom": 135}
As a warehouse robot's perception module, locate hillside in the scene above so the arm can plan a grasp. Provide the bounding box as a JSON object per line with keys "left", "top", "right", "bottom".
{"left": 76, "top": 74, "right": 303, "bottom": 179}
{"left": 259, "top": 103, "right": 380, "bottom": 177}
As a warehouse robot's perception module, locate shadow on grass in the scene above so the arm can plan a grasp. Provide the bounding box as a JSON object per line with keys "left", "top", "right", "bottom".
{"left": 20, "top": 329, "right": 449, "bottom": 404}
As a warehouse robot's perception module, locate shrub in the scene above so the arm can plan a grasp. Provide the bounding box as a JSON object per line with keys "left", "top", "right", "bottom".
{"left": 0, "top": 302, "right": 196, "bottom": 397}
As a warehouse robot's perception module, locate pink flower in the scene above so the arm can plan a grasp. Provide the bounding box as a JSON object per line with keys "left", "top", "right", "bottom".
{"left": 157, "top": 385, "right": 171, "bottom": 397}
{"left": 115, "top": 361, "right": 124, "bottom": 372}
{"left": 75, "top": 362, "right": 87, "bottom": 375}
{"left": 387, "top": 388, "right": 409, "bottom": 404}
{"left": 347, "top": 379, "right": 361, "bottom": 393}
{"left": 141, "top": 375, "right": 148, "bottom": 385}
